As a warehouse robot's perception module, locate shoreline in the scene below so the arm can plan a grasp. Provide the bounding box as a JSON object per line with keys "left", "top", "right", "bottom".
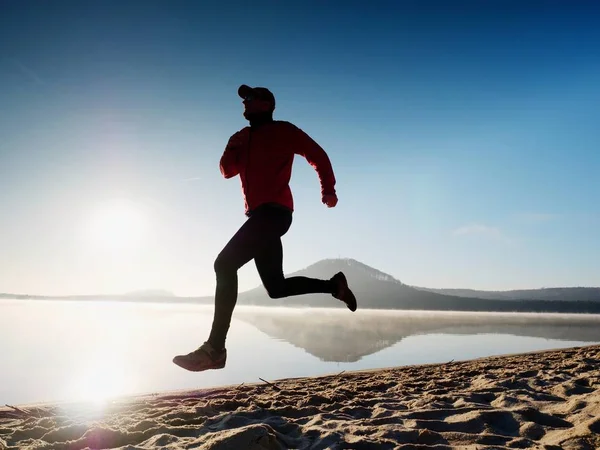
{"left": 4, "top": 296, "right": 600, "bottom": 316}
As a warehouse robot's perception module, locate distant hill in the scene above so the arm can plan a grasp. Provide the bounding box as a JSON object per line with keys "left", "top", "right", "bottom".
{"left": 2, "top": 258, "right": 600, "bottom": 313}
{"left": 0, "top": 291, "right": 208, "bottom": 303}
{"left": 412, "top": 286, "right": 600, "bottom": 302}
{"left": 236, "top": 258, "right": 600, "bottom": 313}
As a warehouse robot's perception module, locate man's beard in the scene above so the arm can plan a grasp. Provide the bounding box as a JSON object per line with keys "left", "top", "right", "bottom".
{"left": 244, "top": 110, "right": 273, "bottom": 124}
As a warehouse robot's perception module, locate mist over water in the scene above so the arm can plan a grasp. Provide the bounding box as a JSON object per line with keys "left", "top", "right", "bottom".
{"left": 2, "top": 299, "right": 599, "bottom": 406}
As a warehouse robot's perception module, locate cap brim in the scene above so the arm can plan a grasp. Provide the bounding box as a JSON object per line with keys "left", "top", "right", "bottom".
{"left": 238, "top": 84, "right": 253, "bottom": 99}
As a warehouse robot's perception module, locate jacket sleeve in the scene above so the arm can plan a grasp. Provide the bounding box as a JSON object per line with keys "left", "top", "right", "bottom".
{"left": 219, "top": 131, "right": 245, "bottom": 179}
{"left": 293, "top": 125, "right": 336, "bottom": 195}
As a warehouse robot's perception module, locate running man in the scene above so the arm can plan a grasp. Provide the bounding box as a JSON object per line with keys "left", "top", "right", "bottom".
{"left": 173, "top": 85, "right": 357, "bottom": 372}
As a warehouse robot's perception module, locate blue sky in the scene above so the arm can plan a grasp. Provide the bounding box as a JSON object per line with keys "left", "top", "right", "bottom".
{"left": 1, "top": 0, "right": 599, "bottom": 296}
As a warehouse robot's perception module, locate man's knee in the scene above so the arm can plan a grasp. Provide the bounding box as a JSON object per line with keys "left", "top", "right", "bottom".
{"left": 264, "top": 280, "right": 287, "bottom": 299}
{"left": 214, "top": 253, "right": 235, "bottom": 275}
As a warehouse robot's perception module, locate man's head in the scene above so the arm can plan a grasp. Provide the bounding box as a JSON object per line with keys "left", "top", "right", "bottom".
{"left": 238, "top": 85, "right": 275, "bottom": 120}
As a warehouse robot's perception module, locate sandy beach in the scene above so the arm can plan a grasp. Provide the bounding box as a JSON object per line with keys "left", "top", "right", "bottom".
{"left": 1, "top": 344, "right": 599, "bottom": 450}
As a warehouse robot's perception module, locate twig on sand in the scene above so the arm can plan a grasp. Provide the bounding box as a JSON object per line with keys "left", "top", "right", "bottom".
{"left": 447, "top": 359, "right": 454, "bottom": 364}
{"left": 336, "top": 370, "right": 346, "bottom": 377}
{"left": 5, "top": 404, "right": 31, "bottom": 416}
{"left": 259, "top": 377, "right": 282, "bottom": 391}
{"left": 235, "top": 382, "right": 245, "bottom": 390}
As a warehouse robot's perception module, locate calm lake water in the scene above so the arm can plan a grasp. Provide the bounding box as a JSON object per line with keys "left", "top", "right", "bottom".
{"left": 2, "top": 299, "right": 600, "bottom": 406}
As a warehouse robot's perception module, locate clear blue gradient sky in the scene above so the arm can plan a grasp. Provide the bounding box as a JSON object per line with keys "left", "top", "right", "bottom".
{"left": 1, "top": 1, "right": 599, "bottom": 296}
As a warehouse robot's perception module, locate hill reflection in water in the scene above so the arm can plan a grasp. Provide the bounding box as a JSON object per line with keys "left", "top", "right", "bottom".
{"left": 234, "top": 308, "right": 600, "bottom": 362}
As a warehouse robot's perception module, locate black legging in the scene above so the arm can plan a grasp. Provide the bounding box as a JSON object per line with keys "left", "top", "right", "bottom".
{"left": 207, "top": 204, "right": 335, "bottom": 350}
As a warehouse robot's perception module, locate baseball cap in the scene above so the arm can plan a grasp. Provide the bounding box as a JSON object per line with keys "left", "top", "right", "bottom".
{"left": 238, "top": 84, "right": 276, "bottom": 109}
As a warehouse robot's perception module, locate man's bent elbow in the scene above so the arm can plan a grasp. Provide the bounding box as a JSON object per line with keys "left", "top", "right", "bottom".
{"left": 219, "top": 165, "right": 239, "bottom": 179}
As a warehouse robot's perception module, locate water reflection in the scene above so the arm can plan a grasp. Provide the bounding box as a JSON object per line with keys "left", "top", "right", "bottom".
{"left": 2, "top": 300, "right": 600, "bottom": 406}
{"left": 234, "top": 308, "right": 600, "bottom": 362}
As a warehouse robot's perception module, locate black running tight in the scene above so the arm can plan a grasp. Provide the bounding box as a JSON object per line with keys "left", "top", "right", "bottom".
{"left": 207, "top": 204, "right": 335, "bottom": 350}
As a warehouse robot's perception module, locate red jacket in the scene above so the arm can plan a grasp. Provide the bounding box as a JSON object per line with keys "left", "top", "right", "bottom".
{"left": 219, "top": 120, "right": 336, "bottom": 215}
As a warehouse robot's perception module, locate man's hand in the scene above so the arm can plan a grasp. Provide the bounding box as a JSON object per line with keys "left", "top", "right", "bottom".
{"left": 322, "top": 193, "right": 338, "bottom": 208}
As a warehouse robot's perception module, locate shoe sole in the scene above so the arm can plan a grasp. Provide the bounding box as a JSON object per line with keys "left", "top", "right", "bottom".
{"left": 172, "top": 357, "right": 226, "bottom": 372}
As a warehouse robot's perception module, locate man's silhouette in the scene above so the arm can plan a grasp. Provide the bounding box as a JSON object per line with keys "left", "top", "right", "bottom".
{"left": 173, "top": 85, "right": 356, "bottom": 372}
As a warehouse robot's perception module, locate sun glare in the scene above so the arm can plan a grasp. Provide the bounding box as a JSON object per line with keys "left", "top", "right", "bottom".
{"left": 83, "top": 198, "right": 149, "bottom": 252}
{"left": 70, "top": 363, "right": 131, "bottom": 405}
{"left": 61, "top": 304, "right": 136, "bottom": 408}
